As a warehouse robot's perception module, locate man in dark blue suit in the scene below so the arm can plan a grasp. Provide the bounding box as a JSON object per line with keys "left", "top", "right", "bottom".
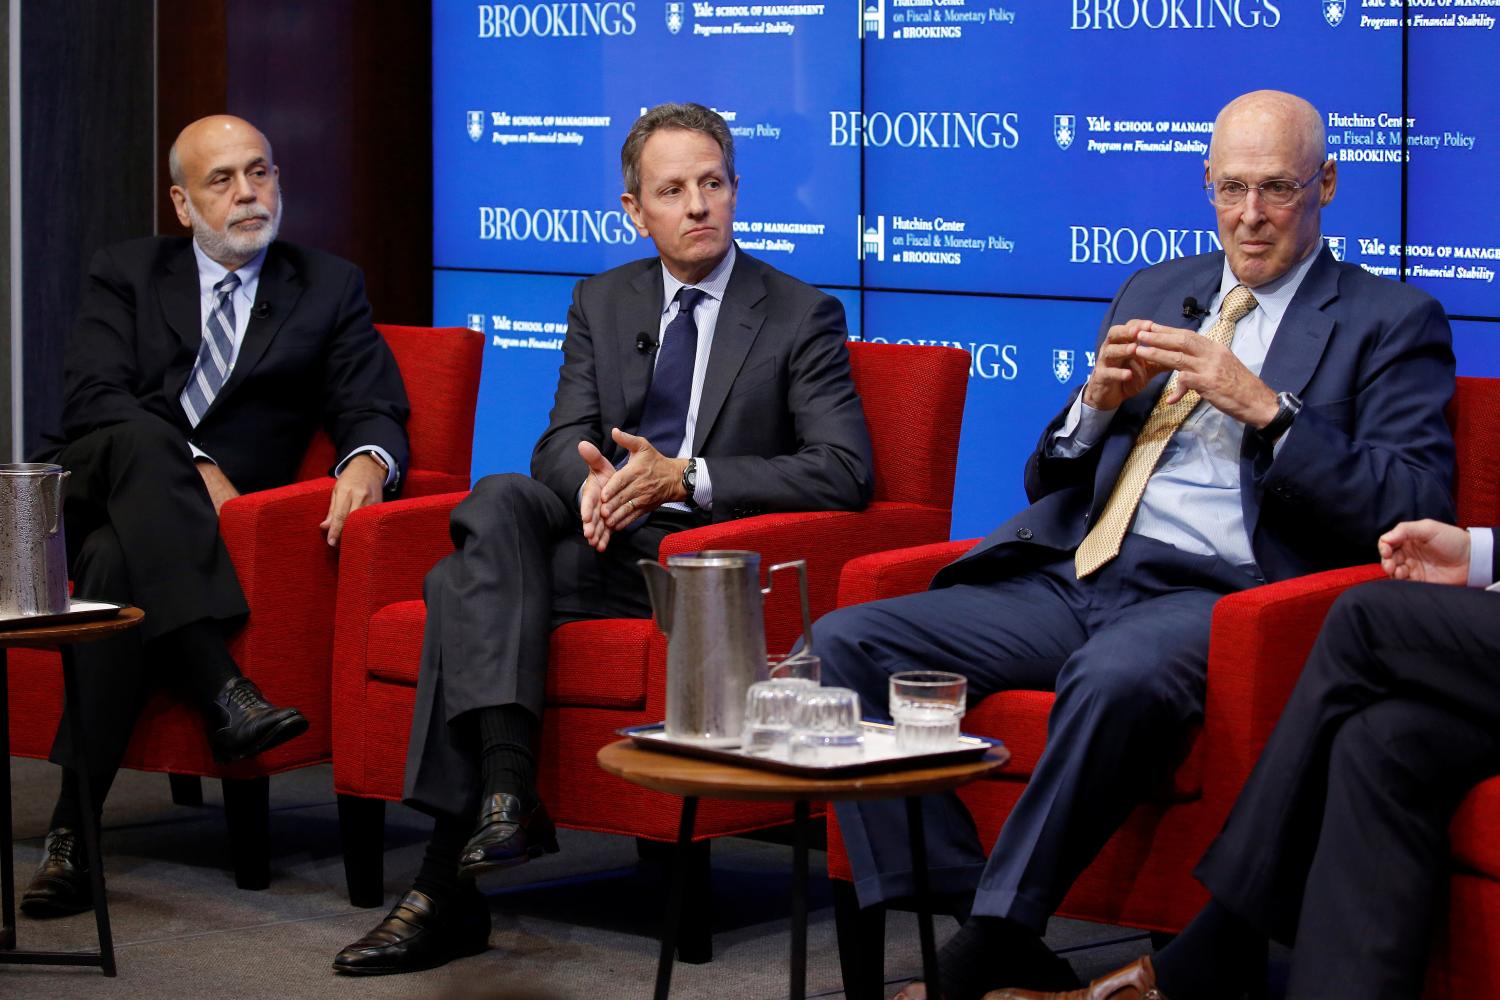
{"left": 817, "top": 90, "right": 1457, "bottom": 999}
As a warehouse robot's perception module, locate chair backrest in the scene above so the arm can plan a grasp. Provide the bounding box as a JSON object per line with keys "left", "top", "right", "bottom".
{"left": 846, "top": 340, "right": 970, "bottom": 508}
{"left": 1449, "top": 375, "right": 1500, "bottom": 528}
{"left": 295, "top": 325, "right": 484, "bottom": 482}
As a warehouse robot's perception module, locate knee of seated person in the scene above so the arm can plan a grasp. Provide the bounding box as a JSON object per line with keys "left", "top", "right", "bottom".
{"left": 1060, "top": 654, "right": 1185, "bottom": 722}
{"left": 807, "top": 605, "right": 887, "bottom": 687}
{"left": 98, "top": 416, "right": 185, "bottom": 460}
{"left": 465, "top": 472, "right": 550, "bottom": 511}
{"left": 1324, "top": 579, "right": 1402, "bottom": 639}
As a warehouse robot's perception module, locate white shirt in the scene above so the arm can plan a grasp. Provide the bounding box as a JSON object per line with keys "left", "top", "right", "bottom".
{"left": 1051, "top": 247, "right": 1322, "bottom": 577}
{"left": 188, "top": 240, "right": 396, "bottom": 486}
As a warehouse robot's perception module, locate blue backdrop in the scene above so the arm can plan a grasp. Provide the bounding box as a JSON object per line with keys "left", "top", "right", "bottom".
{"left": 433, "top": 1, "right": 1500, "bottom": 540}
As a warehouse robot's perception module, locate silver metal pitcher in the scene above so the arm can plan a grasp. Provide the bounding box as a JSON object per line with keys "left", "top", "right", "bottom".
{"left": 0, "top": 463, "right": 71, "bottom": 617}
{"left": 640, "top": 550, "right": 813, "bottom": 746}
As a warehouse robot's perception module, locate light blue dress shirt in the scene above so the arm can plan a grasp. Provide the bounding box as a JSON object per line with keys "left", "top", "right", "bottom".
{"left": 1051, "top": 247, "right": 1322, "bottom": 578}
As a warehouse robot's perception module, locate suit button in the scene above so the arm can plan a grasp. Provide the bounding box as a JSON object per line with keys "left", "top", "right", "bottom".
{"left": 1016, "top": 528, "right": 1034, "bottom": 540}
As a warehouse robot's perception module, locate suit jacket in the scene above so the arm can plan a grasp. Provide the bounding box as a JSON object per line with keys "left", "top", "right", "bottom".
{"left": 531, "top": 249, "right": 873, "bottom": 520}
{"left": 40, "top": 236, "right": 409, "bottom": 495}
{"left": 936, "top": 247, "right": 1456, "bottom": 588}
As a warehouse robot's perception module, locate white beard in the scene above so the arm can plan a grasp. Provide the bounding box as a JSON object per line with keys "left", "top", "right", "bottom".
{"left": 187, "top": 188, "right": 283, "bottom": 267}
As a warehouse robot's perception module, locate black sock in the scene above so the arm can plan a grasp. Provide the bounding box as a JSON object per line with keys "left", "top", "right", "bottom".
{"left": 412, "top": 812, "right": 475, "bottom": 903}
{"left": 1154, "top": 899, "right": 1265, "bottom": 1000}
{"left": 155, "top": 620, "right": 241, "bottom": 706}
{"left": 50, "top": 767, "right": 113, "bottom": 838}
{"left": 475, "top": 704, "right": 539, "bottom": 805}
{"left": 936, "top": 915, "right": 1080, "bottom": 999}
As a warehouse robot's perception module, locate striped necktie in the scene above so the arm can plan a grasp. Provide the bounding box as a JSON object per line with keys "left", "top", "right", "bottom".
{"left": 1074, "top": 284, "right": 1259, "bottom": 578}
{"left": 181, "top": 272, "right": 241, "bottom": 427}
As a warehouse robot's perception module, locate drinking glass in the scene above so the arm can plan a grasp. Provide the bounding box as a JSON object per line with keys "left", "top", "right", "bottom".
{"left": 741, "top": 680, "right": 804, "bottom": 757}
{"left": 768, "top": 652, "right": 821, "bottom": 686}
{"left": 889, "top": 670, "right": 967, "bottom": 752}
{"left": 789, "top": 686, "right": 864, "bottom": 763}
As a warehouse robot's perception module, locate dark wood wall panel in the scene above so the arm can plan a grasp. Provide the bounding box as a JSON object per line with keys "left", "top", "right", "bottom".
{"left": 155, "top": 0, "right": 229, "bottom": 235}
{"left": 21, "top": 1, "right": 155, "bottom": 459}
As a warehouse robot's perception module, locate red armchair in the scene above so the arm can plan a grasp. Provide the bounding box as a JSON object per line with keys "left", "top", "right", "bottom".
{"left": 6, "top": 324, "right": 483, "bottom": 889}
{"left": 328, "top": 341, "right": 970, "bottom": 959}
{"left": 827, "top": 375, "right": 1500, "bottom": 997}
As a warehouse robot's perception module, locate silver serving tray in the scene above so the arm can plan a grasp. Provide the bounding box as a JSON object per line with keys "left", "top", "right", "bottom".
{"left": 0, "top": 600, "right": 123, "bottom": 631}
{"left": 620, "top": 721, "right": 1003, "bottom": 777}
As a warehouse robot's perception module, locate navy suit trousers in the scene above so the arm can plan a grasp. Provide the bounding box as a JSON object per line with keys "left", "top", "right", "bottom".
{"left": 819, "top": 534, "right": 1256, "bottom": 931}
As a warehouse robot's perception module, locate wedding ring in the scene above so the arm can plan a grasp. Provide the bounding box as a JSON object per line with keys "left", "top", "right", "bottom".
{"left": 628, "top": 498, "right": 637, "bottom": 510}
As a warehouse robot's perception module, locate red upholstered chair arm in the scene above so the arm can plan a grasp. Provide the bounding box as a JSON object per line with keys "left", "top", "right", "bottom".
{"left": 400, "top": 468, "right": 470, "bottom": 499}
{"left": 1200, "top": 563, "right": 1385, "bottom": 806}
{"left": 334, "top": 491, "right": 467, "bottom": 629}
{"left": 217, "top": 479, "right": 341, "bottom": 670}
{"left": 656, "top": 502, "right": 954, "bottom": 652}
{"left": 835, "top": 538, "right": 979, "bottom": 606}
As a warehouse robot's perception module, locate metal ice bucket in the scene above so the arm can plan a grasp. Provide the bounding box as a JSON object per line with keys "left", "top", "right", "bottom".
{"left": 640, "top": 550, "right": 812, "bottom": 746}
{"left": 0, "top": 463, "right": 71, "bottom": 616}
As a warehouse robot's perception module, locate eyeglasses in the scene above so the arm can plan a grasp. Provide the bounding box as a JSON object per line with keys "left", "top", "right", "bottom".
{"left": 1205, "top": 164, "right": 1326, "bottom": 208}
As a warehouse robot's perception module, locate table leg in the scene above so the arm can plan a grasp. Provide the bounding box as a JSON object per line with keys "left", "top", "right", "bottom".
{"left": 62, "top": 655, "right": 116, "bottom": 977}
{"left": 790, "top": 799, "right": 810, "bottom": 1000}
{"left": 655, "top": 795, "right": 698, "bottom": 1000}
{"left": 906, "top": 796, "right": 939, "bottom": 996}
{"left": 0, "top": 650, "right": 15, "bottom": 951}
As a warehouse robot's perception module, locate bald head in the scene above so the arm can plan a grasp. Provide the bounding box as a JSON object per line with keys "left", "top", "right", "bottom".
{"left": 1209, "top": 90, "right": 1325, "bottom": 174}
{"left": 168, "top": 115, "right": 282, "bottom": 268}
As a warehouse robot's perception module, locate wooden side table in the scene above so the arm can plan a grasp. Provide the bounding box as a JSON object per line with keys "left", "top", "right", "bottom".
{"left": 0, "top": 606, "right": 144, "bottom": 977}
{"left": 598, "top": 738, "right": 1010, "bottom": 1000}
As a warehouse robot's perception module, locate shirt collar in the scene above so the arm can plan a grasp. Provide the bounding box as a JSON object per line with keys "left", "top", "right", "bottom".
{"left": 191, "top": 239, "right": 267, "bottom": 300}
{"left": 1218, "top": 241, "right": 1321, "bottom": 329}
{"left": 659, "top": 242, "right": 737, "bottom": 314}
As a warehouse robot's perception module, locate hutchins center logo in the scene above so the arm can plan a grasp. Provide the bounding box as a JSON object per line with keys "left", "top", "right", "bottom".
{"left": 478, "top": 206, "right": 639, "bottom": 244}
{"left": 858, "top": 215, "right": 885, "bottom": 261}
{"left": 830, "top": 111, "right": 1020, "bottom": 149}
{"left": 861, "top": 0, "right": 885, "bottom": 38}
{"left": 1323, "top": 0, "right": 1345, "bottom": 27}
{"left": 478, "top": 2, "right": 638, "bottom": 38}
{"left": 1070, "top": 0, "right": 1281, "bottom": 29}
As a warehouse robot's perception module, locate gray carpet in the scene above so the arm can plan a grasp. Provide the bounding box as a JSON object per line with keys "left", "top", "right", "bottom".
{"left": 2, "top": 757, "right": 1281, "bottom": 998}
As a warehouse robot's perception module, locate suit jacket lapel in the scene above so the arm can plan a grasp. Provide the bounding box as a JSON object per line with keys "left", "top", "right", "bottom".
{"left": 692, "top": 253, "right": 767, "bottom": 452}
{"left": 1257, "top": 247, "right": 1338, "bottom": 397}
{"left": 618, "top": 263, "right": 664, "bottom": 435}
{"left": 156, "top": 242, "right": 203, "bottom": 404}
{"left": 207, "top": 244, "right": 304, "bottom": 417}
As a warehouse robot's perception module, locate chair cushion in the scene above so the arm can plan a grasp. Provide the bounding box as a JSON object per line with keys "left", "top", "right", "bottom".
{"left": 365, "top": 602, "right": 651, "bottom": 709}
{"left": 1451, "top": 775, "right": 1500, "bottom": 881}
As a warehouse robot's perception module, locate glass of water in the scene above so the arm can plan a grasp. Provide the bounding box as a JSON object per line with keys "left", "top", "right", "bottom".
{"left": 742, "top": 680, "right": 804, "bottom": 757}
{"left": 768, "top": 652, "right": 821, "bottom": 686}
{"left": 889, "top": 670, "right": 968, "bottom": 752}
{"left": 789, "top": 686, "right": 865, "bottom": 763}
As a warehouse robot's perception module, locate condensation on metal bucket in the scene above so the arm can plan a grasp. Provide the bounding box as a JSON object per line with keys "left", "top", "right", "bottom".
{"left": 0, "top": 463, "right": 72, "bottom": 616}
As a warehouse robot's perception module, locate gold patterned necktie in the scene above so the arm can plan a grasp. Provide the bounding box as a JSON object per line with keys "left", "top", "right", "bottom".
{"left": 1073, "top": 284, "right": 1259, "bottom": 579}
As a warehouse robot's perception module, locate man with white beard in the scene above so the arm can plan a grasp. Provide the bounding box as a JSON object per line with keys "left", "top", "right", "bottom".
{"left": 21, "top": 115, "right": 410, "bottom": 917}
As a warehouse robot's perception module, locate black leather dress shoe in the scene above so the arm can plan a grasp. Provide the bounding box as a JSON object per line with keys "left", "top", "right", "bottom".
{"left": 206, "top": 677, "right": 309, "bottom": 762}
{"left": 21, "top": 828, "right": 93, "bottom": 917}
{"left": 332, "top": 887, "right": 490, "bottom": 975}
{"left": 458, "top": 792, "right": 560, "bottom": 877}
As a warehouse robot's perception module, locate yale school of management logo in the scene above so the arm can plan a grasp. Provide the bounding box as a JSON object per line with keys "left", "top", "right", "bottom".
{"left": 1325, "top": 236, "right": 1346, "bottom": 261}
{"left": 665, "top": 2, "right": 684, "bottom": 34}
{"left": 467, "top": 111, "right": 484, "bottom": 143}
{"left": 1323, "top": 0, "right": 1345, "bottom": 26}
{"left": 466, "top": 314, "right": 486, "bottom": 333}
{"left": 1054, "top": 115, "right": 1076, "bottom": 151}
{"left": 861, "top": 0, "right": 885, "bottom": 39}
{"left": 1052, "top": 349, "right": 1075, "bottom": 384}
{"left": 858, "top": 215, "right": 885, "bottom": 262}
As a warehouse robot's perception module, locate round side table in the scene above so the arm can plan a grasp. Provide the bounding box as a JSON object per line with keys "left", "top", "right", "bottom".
{"left": 0, "top": 606, "right": 144, "bottom": 977}
{"left": 598, "top": 738, "right": 1010, "bottom": 1000}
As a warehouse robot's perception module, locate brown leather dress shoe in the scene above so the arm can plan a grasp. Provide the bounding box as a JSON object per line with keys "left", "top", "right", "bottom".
{"left": 20, "top": 828, "right": 93, "bottom": 917}
{"left": 984, "top": 956, "right": 1166, "bottom": 1000}
{"left": 458, "top": 792, "right": 560, "bottom": 877}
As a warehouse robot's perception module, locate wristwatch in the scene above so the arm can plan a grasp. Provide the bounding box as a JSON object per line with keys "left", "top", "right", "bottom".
{"left": 1258, "top": 391, "right": 1303, "bottom": 444}
{"left": 680, "top": 457, "right": 699, "bottom": 509}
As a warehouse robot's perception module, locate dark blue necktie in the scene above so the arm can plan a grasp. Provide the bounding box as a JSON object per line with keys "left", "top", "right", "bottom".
{"left": 635, "top": 286, "right": 706, "bottom": 458}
